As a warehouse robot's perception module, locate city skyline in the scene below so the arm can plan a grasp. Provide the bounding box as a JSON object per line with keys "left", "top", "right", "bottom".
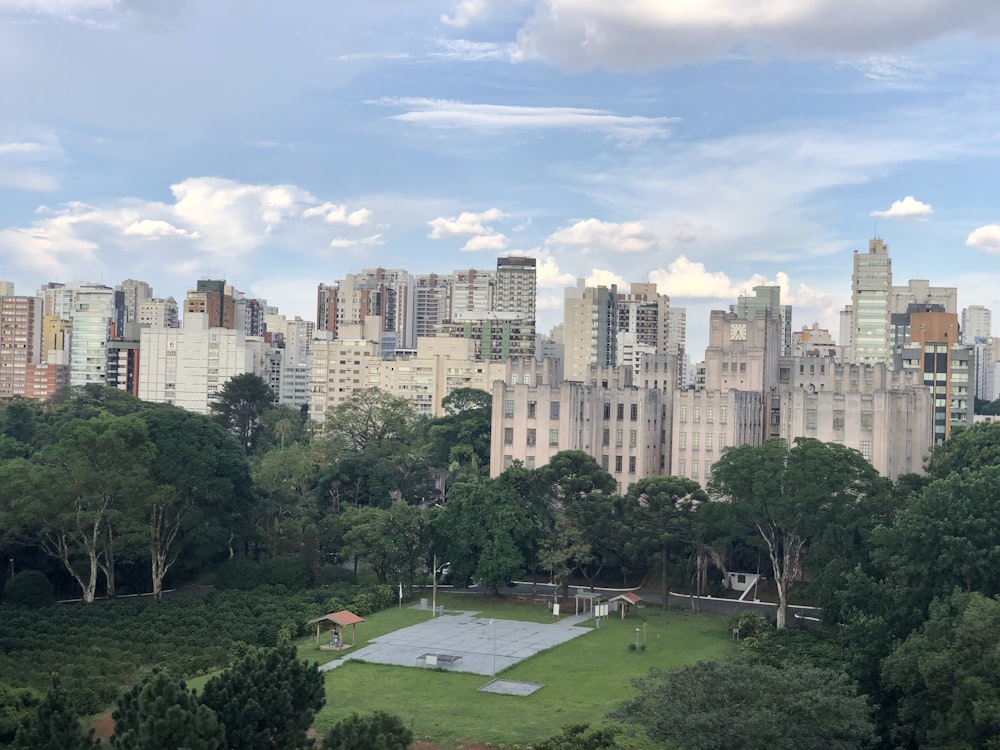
{"left": 2, "top": 2, "right": 1000, "bottom": 356}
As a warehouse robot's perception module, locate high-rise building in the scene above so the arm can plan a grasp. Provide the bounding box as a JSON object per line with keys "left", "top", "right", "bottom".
{"left": 185, "top": 280, "right": 234, "bottom": 329}
{"left": 138, "top": 297, "right": 180, "bottom": 329}
{"left": 849, "top": 238, "right": 893, "bottom": 365}
{"left": 68, "top": 284, "right": 123, "bottom": 388}
{"left": 962, "top": 306, "right": 993, "bottom": 401}
{"left": 494, "top": 256, "right": 536, "bottom": 321}
{"left": 900, "top": 311, "right": 971, "bottom": 444}
{"left": 734, "top": 286, "right": 792, "bottom": 355}
{"left": 0, "top": 292, "right": 43, "bottom": 399}
{"left": 563, "top": 280, "right": 618, "bottom": 382}
{"left": 890, "top": 280, "right": 957, "bottom": 316}
{"left": 117, "top": 279, "right": 153, "bottom": 324}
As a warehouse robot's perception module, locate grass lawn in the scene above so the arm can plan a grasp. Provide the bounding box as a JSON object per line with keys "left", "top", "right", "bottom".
{"left": 313, "top": 601, "right": 733, "bottom": 748}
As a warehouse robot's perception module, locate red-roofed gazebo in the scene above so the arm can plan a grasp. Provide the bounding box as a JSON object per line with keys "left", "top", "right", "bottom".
{"left": 307, "top": 610, "right": 365, "bottom": 650}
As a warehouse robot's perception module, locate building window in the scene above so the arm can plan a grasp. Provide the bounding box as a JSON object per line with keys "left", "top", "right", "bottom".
{"left": 526, "top": 428, "right": 536, "bottom": 446}
{"left": 806, "top": 409, "right": 817, "bottom": 429}
{"left": 860, "top": 440, "right": 872, "bottom": 460}
{"left": 861, "top": 411, "right": 873, "bottom": 430}
{"left": 692, "top": 433, "right": 700, "bottom": 451}
{"left": 550, "top": 401, "right": 560, "bottom": 419}
{"left": 705, "top": 433, "right": 713, "bottom": 451}
{"left": 615, "top": 428, "right": 623, "bottom": 447}
{"left": 719, "top": 433, "right": 726, "bottom": 450}
{"left": 504, "top": 427, "right": 514, "bottom": 445}
{"left": 719, "top": 406, "right": 727, "bottom": 424}
{"left": 504, "top": 399, "right": 515, "bottom": 417}
{"left": 693, "top": 407, "right": 701, "bottom": 423}
{"left": 680, "top": 406, "right": 688, "bottom": 423}
{"left": 504, "top": 455, "right": 513, "bottom": 470}
{"left": 707, "top": 407, "right": 714, "bottom": 424}
{"left": 833, "top": 410, "right": 845, "bottom": 430}
{"left": 526, "top": 456, "right": 535, "bottom": 470}
{"left": 679, "top": 432, "right": 686, "bottom": 450}
{"left": 549, "top": 429, "right": 559, "bottom": 446}
{"left": 617, "top": 403, "right": 625, "bottom": 420}
{"left": 629, "top": 429, "right": 637, "bottom": 448}
{"left": 603, "top": 402, "right": 611, "bottom": 420}
{"left": 628, "top": 456, "right": 636, "bottom": 474}
{"left": 528, "top": 400, "right": 536, "bottom": 419}
{"left": 601, "top": 454, "right": 609, "bottom": 470}
{"left": 679, "top": 459, "right": 686, "bottom": 476}
{"left": 630, "top": 403, "right": 638, "bottom": 421}
{"left": 615, "top": 455, "right": 623, "bottom": 472}
{"left": 691, "top": 460, "right": 699, "bottom": 478}
{"left": 602, "top": 428, "right": 610, "bottom": 446}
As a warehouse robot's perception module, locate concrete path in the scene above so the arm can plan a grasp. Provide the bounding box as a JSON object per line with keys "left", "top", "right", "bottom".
{"left": 320, "top": 610, "right": 592, "bottom": 675}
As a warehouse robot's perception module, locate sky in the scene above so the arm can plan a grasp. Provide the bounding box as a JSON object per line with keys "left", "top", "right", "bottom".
{"left": 2, "top": 0, "right": 1000, "bottom": 357}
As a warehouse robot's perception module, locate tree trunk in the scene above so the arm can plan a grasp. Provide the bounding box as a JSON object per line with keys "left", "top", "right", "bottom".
{"left": 661, "top": 543, "right": 668, "bottom": 612}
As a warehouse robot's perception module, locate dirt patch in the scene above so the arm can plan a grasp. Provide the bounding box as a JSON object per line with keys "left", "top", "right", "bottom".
{"left": 84, "top": 711, "right": 115, "bottom": 742}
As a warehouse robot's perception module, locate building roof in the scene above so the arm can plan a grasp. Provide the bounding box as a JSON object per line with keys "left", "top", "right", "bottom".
{"left": 307, "top": 610, "right": 365, "bottom": 627}
{"left": 607, "top": 592, "right": 642, "bottom": 605}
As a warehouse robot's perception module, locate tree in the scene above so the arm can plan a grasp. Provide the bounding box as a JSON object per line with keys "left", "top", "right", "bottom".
{"left": 11, "top": 415, "right": 157, "bottom": 602}
{"left": 200, "top": 645, "right": 324, "bottom": 750}
{"left": 340, "top": 502, "right": 428, "bottom": 587}
{"left": 610, "top": 661, "right": 873, "bottom": 750}
{"left": 141, "top": 405, "right": 254, "bottom": 597}
{"left": 625, "top": 475, "right": 706, "bottom": 610}
{"left": 320, "top": 710, "right": 413, "bottom": 750}
{"left": 531, "top": 723, "right": 620, "bottom": 750}
{"left": 1, "top": 683, "right": 40, "bottom": 748}
{"left": 708, "top": 438, "right": 878, "bottom": 628}
{"left": 427, "top": 388, "right": 492, "bottom": 485}
{"left": 882, "top": 590, "right": 1000, "bottom": 749}
{"left": 111, "top": 670, "right": 224, "bottom": 750}
{"left": 10, "top": 678, "right": 96, "bottom": 750}
{"left": 925, "top": 420, "right": 1000, "bottom": 480}
{"left": 210, "top": 373, "right": 275, "bottom": 453}
{"left": 324, "top": 387, "right": 418, "bottom": 452}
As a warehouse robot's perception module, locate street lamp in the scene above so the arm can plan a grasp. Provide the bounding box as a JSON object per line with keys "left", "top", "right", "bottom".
{"left": 635, "top": 628, "right": 641, "bottom": 650}
{"left": 491, "top": 618, "right": 497, "bottom": 677}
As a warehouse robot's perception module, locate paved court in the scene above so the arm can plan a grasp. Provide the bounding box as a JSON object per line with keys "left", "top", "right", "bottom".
{"left": 319, "top": 609, "right": 592, "bottom": 675}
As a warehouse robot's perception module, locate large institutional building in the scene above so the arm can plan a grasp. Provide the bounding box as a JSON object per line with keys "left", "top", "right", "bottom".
{"left": 1, "top": 239, "right": 997, "bottom": 487}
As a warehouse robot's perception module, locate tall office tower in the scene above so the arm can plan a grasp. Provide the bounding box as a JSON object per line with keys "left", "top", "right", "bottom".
{"left": 563, "top": 280, "right": 619, "bottom": 382}
{"left": 849, "top": 238, "right": 893, "bottom": 365}
{"left": 0, "top": 292, "right": 43, "bottom": 399}
{"left": 138, "top": 297, "right": 180, "bottom": 328}
{"left": 185, "top": 279, "right": 234, "bottom": 329}
{"left": 451, "top": 268, "right": 495, "bottom": 317}
{"left": 117, "top": 279, "right": 153, "bottom": 324}
{"left": 901, "top": 311, "right": 970, "bottom": 444}
{"left": 413, "top": 273, "right": 451, "bottom": 339}
{"left": 234, "top": 294, "right": 265, "bottom": 336}
{"left": 495, "top": 256, "right": 536, "bottom": 321}
{"left": 316, "top": 283, "right": 338, "bottom": 334}
{"left": 890, "top": 280, "right": 958, "bottom": 315}
{"left": 962, "top": 305, "right": 993, "bottom": 400}
{"left": 734, "top": 285, "right": 792, "bottom": 356}
{"left": 68, "top": 284, "right": 122, "bottom": 387}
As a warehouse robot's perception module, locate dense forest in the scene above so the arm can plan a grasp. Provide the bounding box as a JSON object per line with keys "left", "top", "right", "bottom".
{"left": 1, "top": 380, "right": 1000, "bottom": 747}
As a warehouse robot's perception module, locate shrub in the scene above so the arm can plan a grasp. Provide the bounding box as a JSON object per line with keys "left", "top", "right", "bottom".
{"left": 729, "top": 610, "right": 771, "bottom": 640}
{"left": 3, "top": 571, "right": 54, "bottom": 608}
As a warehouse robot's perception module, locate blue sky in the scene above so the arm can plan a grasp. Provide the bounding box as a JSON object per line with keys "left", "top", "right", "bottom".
{"left": 2, "top": 1, "right": 1000, "bottom": 356}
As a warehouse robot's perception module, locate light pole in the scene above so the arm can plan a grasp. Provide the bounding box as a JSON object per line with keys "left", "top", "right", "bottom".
{"left": 491, "top": 618, "right": 497, "bottom": 677}
{"left": 635, "top": 628, "right": 640, "bottom": 650}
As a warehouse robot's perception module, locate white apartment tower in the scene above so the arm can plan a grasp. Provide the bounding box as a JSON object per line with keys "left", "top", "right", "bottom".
{"left": 963, "top": 305, "right": 993, "bottom": 400}
{"left": 564, "top": 280, "right": 618, "bottom": 382}
{"left": 849, "top": 238, "right": 892, "bottom": 365}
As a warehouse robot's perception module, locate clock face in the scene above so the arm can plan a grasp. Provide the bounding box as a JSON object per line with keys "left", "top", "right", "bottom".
{"left": 731, "top": 322, "right": 747, "bottom": 341}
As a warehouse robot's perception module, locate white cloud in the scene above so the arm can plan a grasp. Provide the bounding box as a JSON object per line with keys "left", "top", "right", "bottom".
{"left": 123, "top": 219, "right": 200, "bottom": 239}
{"left": 440, "top": 0, "right": 490, "bottom": 27}
{"left": 871, "top": 196, "right": 933, "bottom": 220}
{"left": 376, "top": 98, "right": 675, "bottom": 143}
{"left": 584, "top": 268, "right": 626, "bottom": 289}
{"left": 967, "top": 225, "right": 1000, "bottom": 254}
{"left": 462, "top": 233, "right": 508, "bottom": 252}
{"left": 512, "top": 1, "right": 1000, "bottom": 71}
{"left": 302, "top": 202, "right": 373, "bottom": 226}
{"left": 522, "top": 249, "right": 576, "bottom": 289}
{"left": 428, "top": 208, "right": 506, "bottom": 238}
{"left": 432, "top": 38, "right": 515, "bottom": 62}
{"left": 546, "top": 218, "right": 657, "bottom": 254}
{"left": 847, "top": 55, "right": 928, "bottom": 88}
{"left": 0, "top": 141, "right": 57, "bottom": 155}
{"left": 329, "top": 234, "right": 384, "bottom": 249}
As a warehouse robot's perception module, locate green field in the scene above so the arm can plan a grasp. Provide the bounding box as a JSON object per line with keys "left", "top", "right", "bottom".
{"left": 312, "top": 595, "right": 733, "bottom": 748}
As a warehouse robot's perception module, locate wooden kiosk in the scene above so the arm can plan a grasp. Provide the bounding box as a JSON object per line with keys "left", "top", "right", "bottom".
{"left": 307, "top": 610, "right": 365, "bottom": 651}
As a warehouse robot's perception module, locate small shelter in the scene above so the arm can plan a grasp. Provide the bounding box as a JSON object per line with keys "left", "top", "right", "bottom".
{"left": 607, "top": 592, "right": 642, "bottom": 619}
{"left": 307, "top": 610, "right": 365, "bottom": 651}
{"left": 574, "top": 590, "right": 602, "bottom": 617}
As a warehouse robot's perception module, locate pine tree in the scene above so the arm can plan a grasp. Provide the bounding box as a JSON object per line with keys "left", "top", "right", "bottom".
{"left": 12, "top": 677, "right": 98, "bottom": 750}
{"left": 111, "top": 670, "right": 224, "bottom": 750}
{"left": 320, "top": 710, "right": 413, "bottom": 750}
{"left": 200, "top": 644, "right": 325, "bottom": 750}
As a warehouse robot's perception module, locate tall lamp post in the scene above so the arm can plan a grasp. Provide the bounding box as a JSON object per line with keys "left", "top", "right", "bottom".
{"left": 491, "top": 618, "right": 496, "bottom": 677}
